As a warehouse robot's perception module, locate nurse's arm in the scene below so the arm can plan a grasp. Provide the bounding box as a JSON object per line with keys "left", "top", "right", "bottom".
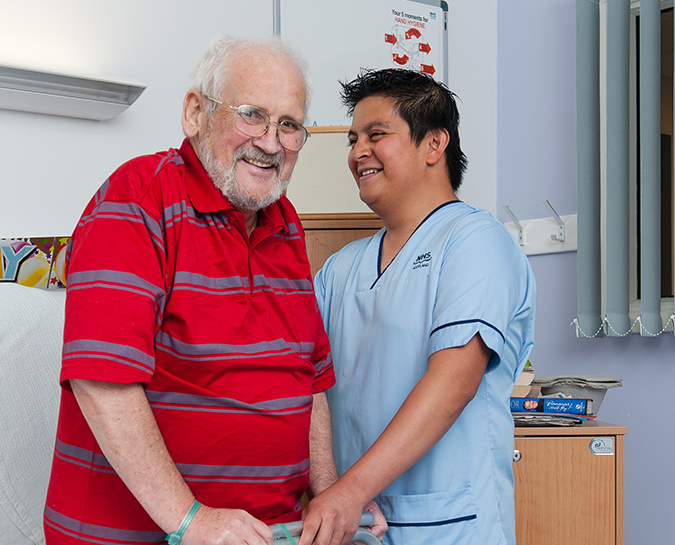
{"left": 305, "top": 392, "right": 389, "bottom": 542}
{"left": 298, "top": 333, "right": 491, "bottom": 545}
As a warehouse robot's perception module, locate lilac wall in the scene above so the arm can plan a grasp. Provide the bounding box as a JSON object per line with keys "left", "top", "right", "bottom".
{"left": 497, "top": 2, "right": 675, "bottom": 543}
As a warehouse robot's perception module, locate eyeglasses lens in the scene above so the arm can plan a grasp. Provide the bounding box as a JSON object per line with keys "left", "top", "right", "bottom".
{"left": 234, "top": 106, "right": 306, "bottom": 152}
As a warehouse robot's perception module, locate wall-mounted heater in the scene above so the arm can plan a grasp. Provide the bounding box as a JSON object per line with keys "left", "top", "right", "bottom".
{"left": 0, "top": 64, "right": 146, "bottom": 121}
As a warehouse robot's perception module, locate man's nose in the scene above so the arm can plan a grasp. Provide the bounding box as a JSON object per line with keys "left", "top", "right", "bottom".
{"left": 253, "top": 124, "right": 283, "bottom": 154}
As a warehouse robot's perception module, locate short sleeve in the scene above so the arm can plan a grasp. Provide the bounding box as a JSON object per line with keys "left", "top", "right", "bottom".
{"left": 314, "top": 263, "right": 328, "bottom": 319}
{"left": 310, "top": 304, "right": 335, "bottom": 393}
{"left": 60, "top": 164, "right": 168, "bottom": 389}
{"left": 428, "top": 213, "right": 533, "bottom": 368}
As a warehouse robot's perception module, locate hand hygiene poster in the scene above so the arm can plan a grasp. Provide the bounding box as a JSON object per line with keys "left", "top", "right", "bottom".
{"left": 381, "top": 0, "right": 445, "bottom": 82}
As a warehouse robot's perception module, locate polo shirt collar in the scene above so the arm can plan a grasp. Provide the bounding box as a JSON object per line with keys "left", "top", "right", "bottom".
{"left": 179, "top": 139, "right": 234, "bottom": 214}
{"left": 178, "top": 139, "right": 289, "bottom": 234}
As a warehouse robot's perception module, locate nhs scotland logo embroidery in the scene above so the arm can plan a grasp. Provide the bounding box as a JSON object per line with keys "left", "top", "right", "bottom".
{"left": 412, "top": 252, "right": 432, "bottom": 270}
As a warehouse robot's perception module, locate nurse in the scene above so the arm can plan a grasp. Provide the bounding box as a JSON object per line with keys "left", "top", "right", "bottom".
{"left": 302, "top": 69, "right": 536, "bottom": 545}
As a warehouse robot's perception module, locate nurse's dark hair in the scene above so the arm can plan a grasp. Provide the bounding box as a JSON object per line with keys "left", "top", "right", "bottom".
{"left": 340, "top": 68, "right": 467, "bottom": 191}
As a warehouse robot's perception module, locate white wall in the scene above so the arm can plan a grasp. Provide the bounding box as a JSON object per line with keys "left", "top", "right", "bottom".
{"left": 0, "top": 0, "right": 272, "bottom": 237}
{"left": 0, "top": 0, "right": 498, "bottom": 229}
{"left": 282, "top": 0, "right": 498, "bottom": 216}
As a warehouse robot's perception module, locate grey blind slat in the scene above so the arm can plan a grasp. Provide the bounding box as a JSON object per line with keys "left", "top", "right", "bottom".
{"left": 576, "top": 0, "right": 603, "bottom": 337}
{"left": 605, "top": 0, "right": 632, "bottom": 336}
{"left": 639, "top": 0, "right": 663, "bottom": 335}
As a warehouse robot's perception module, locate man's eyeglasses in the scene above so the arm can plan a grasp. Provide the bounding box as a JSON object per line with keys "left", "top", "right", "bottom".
{"left": 205, "top": 96, "right": 309, "bottom": 152}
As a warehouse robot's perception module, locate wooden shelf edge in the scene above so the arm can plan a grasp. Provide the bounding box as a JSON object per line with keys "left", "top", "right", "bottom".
{"left": 299, "top": 212, "right": 383, "bottom": 230}
{"left": 514, "top": 420, "right": 627, "bottom": 437}
{"left": 307, "top": 126, "right": 349, "bottom": 134}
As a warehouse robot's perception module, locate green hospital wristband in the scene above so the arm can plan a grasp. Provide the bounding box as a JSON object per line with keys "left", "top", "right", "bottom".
{"left": 277, "top": 523, "right": 298, "bottom": 545}
{"left": 165, "top": 500, "right": 202, "bottom": 545}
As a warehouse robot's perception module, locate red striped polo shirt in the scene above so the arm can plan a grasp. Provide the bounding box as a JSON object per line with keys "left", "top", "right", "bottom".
{"left": 44, "top": 139, "right": 334, "bottom": 545}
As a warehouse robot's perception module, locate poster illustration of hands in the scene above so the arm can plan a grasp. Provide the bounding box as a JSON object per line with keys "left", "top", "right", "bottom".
{"left": 381, "top": 0, "right": 447, "bottom": 84}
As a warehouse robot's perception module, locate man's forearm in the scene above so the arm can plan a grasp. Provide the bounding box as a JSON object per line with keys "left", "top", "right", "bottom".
{"left": 308, "top": 392, "right": 339, "bottom": 497}
{"left": 71, "top": 379, "right": 274, "bottom": 545}
{"left": 301, "top": 394, "right": 389, "bottom": 545}
{"left": 70, "top": 380, "right": 196, "bottom": 533}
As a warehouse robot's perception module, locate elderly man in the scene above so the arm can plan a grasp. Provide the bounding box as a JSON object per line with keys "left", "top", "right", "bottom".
{"left": 305, "top": 69, "right": 536, "bottom": 545}
{"left": 44, "top": 36, "right": 357, "bottom": 545}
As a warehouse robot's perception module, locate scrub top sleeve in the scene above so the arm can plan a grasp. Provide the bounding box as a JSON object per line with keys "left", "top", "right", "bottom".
{"left": 309, "top": 289, "right": 336, "bottom": 393}
{"left": 428, "top": 215, "right": 530, "bottom": 367}
{"left": 314, "top": 265, "right": 327, "bottom": 314}
{"left": 314, "top": 243, "right": 349, "bottom": 330}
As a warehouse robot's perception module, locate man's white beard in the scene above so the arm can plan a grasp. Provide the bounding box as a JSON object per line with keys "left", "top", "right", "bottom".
{"left": 199, "top": 139, "right": 290, "bottom": 212}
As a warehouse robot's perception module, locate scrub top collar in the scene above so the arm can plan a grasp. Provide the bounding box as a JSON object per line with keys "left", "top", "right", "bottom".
{"left": 374, "top": 199, "right": 462, "bottom": 286}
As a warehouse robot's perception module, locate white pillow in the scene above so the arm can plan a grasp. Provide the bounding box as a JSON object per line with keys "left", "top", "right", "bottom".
{"left": 0, "top": 284, "right": 65, "bottom": 544}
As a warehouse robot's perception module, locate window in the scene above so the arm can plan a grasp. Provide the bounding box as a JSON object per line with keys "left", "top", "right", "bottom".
{"left": 575, "top": 0, "right": 675, "bottom": 338}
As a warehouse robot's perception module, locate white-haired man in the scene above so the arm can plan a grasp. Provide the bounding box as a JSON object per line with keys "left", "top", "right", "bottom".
{"left": 44, "top": 36, "right": 382, "bottom": 545}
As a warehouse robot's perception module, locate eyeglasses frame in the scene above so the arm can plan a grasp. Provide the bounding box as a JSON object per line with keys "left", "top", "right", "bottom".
{"left": 204, "top": 95, "right": 310, "bottom": 152}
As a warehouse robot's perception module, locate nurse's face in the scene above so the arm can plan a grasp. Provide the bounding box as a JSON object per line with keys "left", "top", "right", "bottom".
{"left": 347, "top": 95, "right": 427, "bottom": 214}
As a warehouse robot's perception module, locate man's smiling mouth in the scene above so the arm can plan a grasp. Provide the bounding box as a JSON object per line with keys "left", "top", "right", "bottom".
{"left": 244, "top": 157, "right": 275, "bottom": 169}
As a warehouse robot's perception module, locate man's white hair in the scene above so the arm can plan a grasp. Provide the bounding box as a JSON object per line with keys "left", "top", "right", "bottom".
{"left": 190, "top": 35, "right": 312, "bottom": 119}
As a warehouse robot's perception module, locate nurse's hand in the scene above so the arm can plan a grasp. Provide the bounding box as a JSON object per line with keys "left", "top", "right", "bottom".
{"left": 299, "top": 485, "right": 387, "bottom": 545}
{"left": 361, "top": 501, "right": 388, "bottom": 540}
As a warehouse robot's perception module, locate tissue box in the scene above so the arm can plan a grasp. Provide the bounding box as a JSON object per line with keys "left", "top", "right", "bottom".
{"left": 531, "top": 376, "right": 622, "bottom": 415}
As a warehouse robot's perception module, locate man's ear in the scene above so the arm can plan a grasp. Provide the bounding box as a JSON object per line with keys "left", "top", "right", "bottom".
{"left": 425, "top": 128, "right": 450, "bottom": 166}
{"left": 182, "top": 89, "right": 207, "bottom": 139}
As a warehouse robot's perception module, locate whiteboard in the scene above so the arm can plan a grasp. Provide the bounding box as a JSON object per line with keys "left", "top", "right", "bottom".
{"left": 281, "top": 0, "right": 448, "bottom": 127}
{"left": 286, "top": 128, "right": 371, "bottom": 214}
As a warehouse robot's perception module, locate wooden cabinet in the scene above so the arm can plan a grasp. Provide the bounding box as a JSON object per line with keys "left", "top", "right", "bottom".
{"left": 514, "top": 421, "right": 626, "bottom": 545}
{"left": 300, "top": 213, "right": 383, "bottom": 277}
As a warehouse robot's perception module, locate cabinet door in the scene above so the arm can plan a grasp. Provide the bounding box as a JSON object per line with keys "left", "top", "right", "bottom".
{"left": 304, "top": 229, "right": 379, "bottom": 277}
{"left": 514, "top": 435, "right": 616, "bottom": 545}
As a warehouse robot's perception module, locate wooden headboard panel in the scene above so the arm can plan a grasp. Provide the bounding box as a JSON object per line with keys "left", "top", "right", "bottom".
{"left": 299, "top": 213, "right": 383, "bottom": 277}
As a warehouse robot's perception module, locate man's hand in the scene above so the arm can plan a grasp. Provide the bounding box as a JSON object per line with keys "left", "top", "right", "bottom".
{"left": 298, "top": 485, "right": 387, "bottom": 545}
{"left": 181, "top": 506, "right": 273, "bottom": 545}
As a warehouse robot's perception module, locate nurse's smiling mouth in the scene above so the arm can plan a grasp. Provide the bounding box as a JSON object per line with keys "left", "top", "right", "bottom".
{"left": 358, "top": 168, "right": 382, "bottom": 182}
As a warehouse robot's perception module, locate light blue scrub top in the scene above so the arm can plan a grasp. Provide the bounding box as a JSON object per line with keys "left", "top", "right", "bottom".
{"left": 315, "top": 201, "right": 536, "bottom": 545}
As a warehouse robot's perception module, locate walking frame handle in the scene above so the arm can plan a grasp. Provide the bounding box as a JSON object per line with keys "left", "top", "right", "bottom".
{"left": 269, "top": 512, "right": 379, "bottom": 544}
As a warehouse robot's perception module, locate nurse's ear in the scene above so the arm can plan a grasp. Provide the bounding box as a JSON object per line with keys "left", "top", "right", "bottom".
{"left": 424, "top": 129, "right": 450, "bottom": 167}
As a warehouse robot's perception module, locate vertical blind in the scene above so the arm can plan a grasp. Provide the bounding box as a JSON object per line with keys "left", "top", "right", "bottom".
{"left": 575, "top": 0, "right": 674, "bottom": 337}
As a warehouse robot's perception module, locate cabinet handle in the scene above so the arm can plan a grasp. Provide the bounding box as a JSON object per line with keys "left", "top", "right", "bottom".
{"left": 513, "top": 449, "right": 522, "bottom": 462}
